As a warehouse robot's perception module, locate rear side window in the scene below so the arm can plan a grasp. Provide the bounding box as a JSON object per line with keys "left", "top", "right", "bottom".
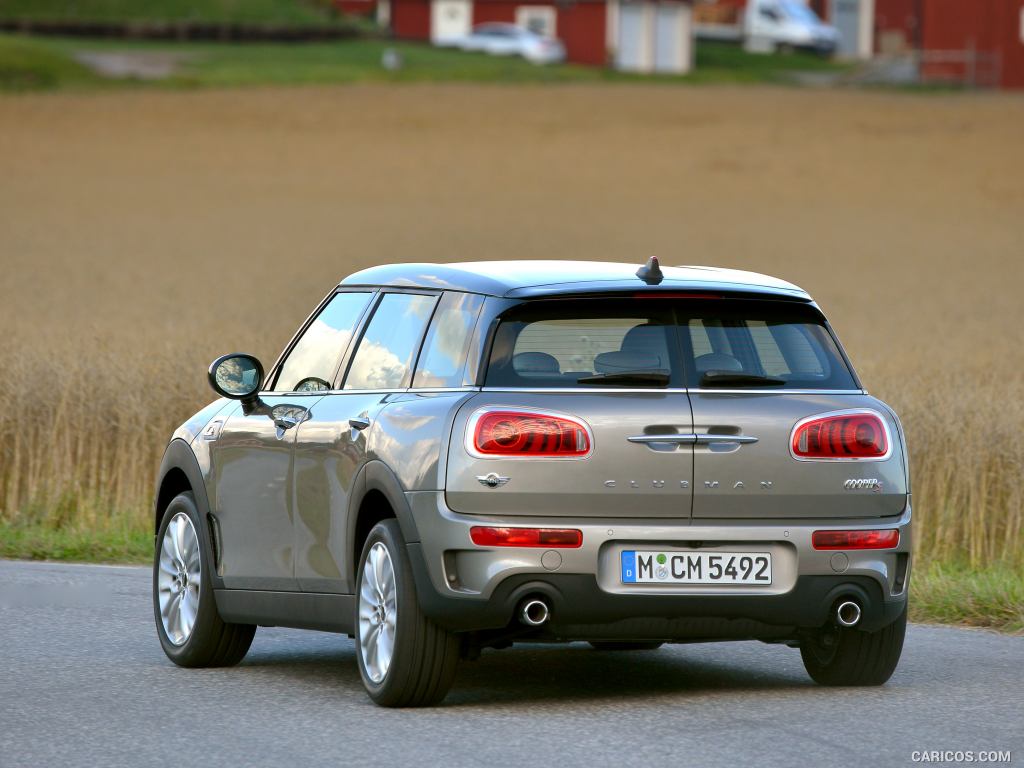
{"left": 344, "top": 293, "right": 438, "bottom": 390}
{"left": 484, "top": 298, "right": 856, "bottom": 390}
{"left": 272, "top": 291, "right": 373, "bottom": 392}
{"left": 413, "top": 292, "right": 484, "bottom": 388}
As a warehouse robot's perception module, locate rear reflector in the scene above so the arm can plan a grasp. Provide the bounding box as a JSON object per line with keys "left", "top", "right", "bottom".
{"left": 470, "top": 527, "right": 583, "bottom": 548}
{"left": 812, "top": 529, "right": 900, "bottom": 550}
{"left": 792, "top": 410, "right": 889, "bottom": 460}
{"left": 472, "top": 410, "right": 591, "bottom": 457}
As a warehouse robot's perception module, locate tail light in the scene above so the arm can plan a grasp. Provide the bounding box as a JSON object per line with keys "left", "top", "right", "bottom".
{"left": 791, "top": 410, "right": 889, "bottom": 460}
{"left": 812, "top": 529, "right": 900, "bottom": 550}
{"left": 471, "top": 410, "right": 591, "bottom": 457}
{"left": 471, "top": 526, "right": 583, "bottom": 548}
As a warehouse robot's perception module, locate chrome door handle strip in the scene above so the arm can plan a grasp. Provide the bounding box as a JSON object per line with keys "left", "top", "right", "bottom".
{"left": 627, "top": 434, "right": 698, "bottom": 444}
{"left": 274, "top": 416, "right": 300, "bottom": 430}
{"left": 626, "top": 434, "right": 758, "bottom": 445}
{"left": 695, "top": 434, "right": 758, "bottom": 445}
{"left": 349, "top": 417, "right": 371, "bottom": 431}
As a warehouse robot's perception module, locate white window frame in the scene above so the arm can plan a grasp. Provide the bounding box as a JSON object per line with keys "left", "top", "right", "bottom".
{"left": 515, "top": 5, "right": 557, "bottom": 37}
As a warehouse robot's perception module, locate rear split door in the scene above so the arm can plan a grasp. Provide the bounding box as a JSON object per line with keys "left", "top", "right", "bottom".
{"left": 445, "top": 300, "right": 695, "bottom": 518}
{"left": 683, "top": 302, "right": 908, "bottom": 520}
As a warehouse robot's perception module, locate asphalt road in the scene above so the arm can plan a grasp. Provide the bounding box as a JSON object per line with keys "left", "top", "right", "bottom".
{"left": 1, "top": 560, "right": 1020, "bottom": 768}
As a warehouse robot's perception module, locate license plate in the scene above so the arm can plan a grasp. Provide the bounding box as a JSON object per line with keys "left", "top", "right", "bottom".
{"left": 621, "top": 550, "right": 772, "bottom": 585}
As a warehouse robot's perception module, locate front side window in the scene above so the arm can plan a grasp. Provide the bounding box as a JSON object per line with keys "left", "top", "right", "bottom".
{"left": 345, "top": 293, "right": 438, "bottom": 390}
{"left": 413, "top": 292, "right": 484, "bottom": 388}
{"left": 272, "top": 291, "right": 373, "bottom": 392}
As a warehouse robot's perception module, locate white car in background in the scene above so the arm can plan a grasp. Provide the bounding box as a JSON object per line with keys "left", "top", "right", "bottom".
{"left": 452, "top": 23, "right": 566, "bottom": 65}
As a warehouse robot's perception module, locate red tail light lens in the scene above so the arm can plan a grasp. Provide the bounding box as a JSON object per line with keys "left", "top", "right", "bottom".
{"left": 791, "top": 411, "right": 889, "bottom": 460}
{"left": 472, "top": 410, "right": 591, "bottom": 457}
{"left": 470, "top": 526, "right": 583, "bottom": 548}
{"left": 812, "top": 529, "right": 900, "bottom": 550}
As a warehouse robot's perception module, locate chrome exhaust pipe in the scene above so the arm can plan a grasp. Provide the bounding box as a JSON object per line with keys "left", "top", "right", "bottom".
{"left": 519, "top": 598, "right": 550, "bottom": 626}
{"left": 836, "top": 600, "right": 862, "bottom": 628}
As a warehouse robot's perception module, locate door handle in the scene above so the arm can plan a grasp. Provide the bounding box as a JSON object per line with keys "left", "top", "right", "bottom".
{"left": 349, "top": 415, "right": 371, "bottom": 431}
{"left": 274, "top": 415, "right": 300, "bottom": 430}
{"left": 627, "top": 433, "right": 758, "bottom": 445}
{"left": 695, "top": 434, "right": 758, "bottom": 445}
{"left": 627, "top": 434, "right": 698, "bottom": 444}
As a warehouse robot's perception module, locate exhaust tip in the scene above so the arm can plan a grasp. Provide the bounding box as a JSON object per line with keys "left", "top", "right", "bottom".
{"left": 836, "top": 600, "right": 862, "bottom": 628}
{"left": 519, "top": 598, "right": 550, "bottom": 626}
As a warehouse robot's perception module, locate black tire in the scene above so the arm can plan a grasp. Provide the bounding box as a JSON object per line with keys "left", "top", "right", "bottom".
{"left": 355, "top": 520, "right": 459, "bottom": 707}
{"left": 589, "top": 641, "right": 664, "bottom": 651}
{"left": 153, "top": 492, "right": 255, "bottom": 668}
{"left": 800, "top": 606, "right": 907, "bottom": 686}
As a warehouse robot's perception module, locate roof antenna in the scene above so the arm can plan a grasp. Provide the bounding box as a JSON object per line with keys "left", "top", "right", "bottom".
{"left": 635, "top": 256, "right": 664, "bottom": 285}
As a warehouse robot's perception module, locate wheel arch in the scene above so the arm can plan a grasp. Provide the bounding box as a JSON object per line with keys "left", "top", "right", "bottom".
{"left": 347, "top": 460, "right": 420, "bottom": 586}
{"left": 154, "top": 439, "right": 224, "bottom": 589}
{"left": 155, "top": 439, "right": 211, "bottom": 530}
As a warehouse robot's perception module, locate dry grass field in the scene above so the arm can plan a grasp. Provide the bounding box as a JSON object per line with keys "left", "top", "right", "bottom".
{"left": 1, "top": 85, "right": 1023, "bottom": 619}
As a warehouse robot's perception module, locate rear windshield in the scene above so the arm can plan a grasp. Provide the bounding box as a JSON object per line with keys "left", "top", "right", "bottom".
{"left": 484, "top": 299, "right": 858, "bottom": 390}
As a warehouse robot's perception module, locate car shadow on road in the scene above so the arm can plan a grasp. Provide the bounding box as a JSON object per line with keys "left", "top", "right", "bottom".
{"left": 444, "top": 643, "right": 813, "bottom": 707}
{"left": 239, "top": 636, "right": 812, "bottom": 706}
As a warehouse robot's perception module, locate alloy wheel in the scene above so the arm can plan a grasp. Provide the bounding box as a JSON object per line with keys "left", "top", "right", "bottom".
{"left": 157, "top": 512, "right": 202, "bottom": 646}
{"left": 358, "top": 542, "right": 398, "bottom": 683}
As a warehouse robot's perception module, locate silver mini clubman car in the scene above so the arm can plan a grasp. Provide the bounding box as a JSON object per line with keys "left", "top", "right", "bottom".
{"left": 153, "top": 259, "right": 910, "bottom": 706}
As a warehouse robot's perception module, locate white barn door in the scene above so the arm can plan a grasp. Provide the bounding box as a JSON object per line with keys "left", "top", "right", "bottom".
{"left": 431, "top": 0, "right": 471, "bottom": 44}
{"left": 654, "top": 3, "right": 683, "bottom": 72}
{"left": 615, "top": 3, "right": 647, "bottom": 71}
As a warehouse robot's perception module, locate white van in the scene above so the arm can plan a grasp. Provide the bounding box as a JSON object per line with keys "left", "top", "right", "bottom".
{"left": 745, "top": 0, "right": 839, "bottom": 55}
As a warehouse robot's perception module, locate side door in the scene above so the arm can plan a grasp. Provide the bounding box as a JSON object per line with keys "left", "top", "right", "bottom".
{"left": 292, "top": 290, "right": 441, "bottom": 594}
{"left": 445, "top": 297, "right": 695, "bottom": 519}
{"left": 683, "top": 301, "right": 908, "bottom": 521}
{"left": 209, "top": 289, "right": 375, "bottom": 591}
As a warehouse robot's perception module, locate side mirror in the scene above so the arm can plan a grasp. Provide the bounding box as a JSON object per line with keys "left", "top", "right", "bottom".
{"left": 208, "top": 353, "right": 264, "bottom": 402}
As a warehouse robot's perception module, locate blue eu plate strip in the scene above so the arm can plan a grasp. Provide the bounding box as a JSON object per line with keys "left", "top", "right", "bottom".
{"left": 621, "top": 550, "right": 637, "bottom": 583}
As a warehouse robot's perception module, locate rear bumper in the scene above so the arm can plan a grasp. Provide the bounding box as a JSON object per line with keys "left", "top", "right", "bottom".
{"left": 405, "top": 491, "right": 912, "bottom": 637}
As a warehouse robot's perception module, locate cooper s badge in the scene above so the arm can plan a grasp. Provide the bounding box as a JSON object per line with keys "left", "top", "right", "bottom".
{"left": 844, "top": 478, "right": 883, "bottom": 492}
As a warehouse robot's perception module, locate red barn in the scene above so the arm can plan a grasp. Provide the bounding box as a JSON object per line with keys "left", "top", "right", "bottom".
{"left": 874, "top": 0, "right": 1024, "bottom": 87}
{"left": 339, "top": 0, "right": 694, "bottom": 71}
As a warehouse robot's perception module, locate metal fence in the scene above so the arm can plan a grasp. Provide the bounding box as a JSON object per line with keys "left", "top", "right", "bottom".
{"left": 916, "top": 45, "right": 1003, "bottom": 89}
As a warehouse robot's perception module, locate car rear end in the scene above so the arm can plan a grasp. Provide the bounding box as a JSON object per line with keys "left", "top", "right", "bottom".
{"left": 521, "top": 33, "right": 566, "bottom": 64}
{"left": 411, "top": 287, "right": 910, "bottom": 659}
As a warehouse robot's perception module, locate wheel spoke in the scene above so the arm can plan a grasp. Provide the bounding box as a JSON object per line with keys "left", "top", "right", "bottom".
{"left": 166, "top": 594, "right": 182, "bottom": 638}
{"left": 160, "top": 590, "right": 177, "bottom": 620}
{"left": 364, "top": 550, "right": 379, "bottom": 594}
{"left": 372, "top": 546, "right": 387, "bottom": 602}
{"left": 158, "top": 554, "right": 177, "bottom": 576}
{"left": 171, "top": 516, "right": 186, "bottom": 565}
{"left": 179, "top": 592, "right": 197, "bottom": 636}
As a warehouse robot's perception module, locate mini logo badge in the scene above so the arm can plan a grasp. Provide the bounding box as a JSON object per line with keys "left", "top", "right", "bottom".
{"left": 477, "top": 473, "right": 510, "bottom": 488}
{"left": 844, "top": 478, "right": 883, "bottom": 492}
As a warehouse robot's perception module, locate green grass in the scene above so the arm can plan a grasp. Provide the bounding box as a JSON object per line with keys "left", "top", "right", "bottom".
{"left": 693, "top": 40, "right": 848, "bottom": 83}
{"left": 1, "top": 33, "right": 856, "bottom": 92}
{"left": 0, "top": 32, "right": 105, "bottom": 89}
{"left": 910, "top": 561, "right": 1024, "bottom": 634}
{"left": 0, "top": 522, "right": 151, "bottom": 564}
{"left": 0, "top": 0, "right": 349, "bottom": 26}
